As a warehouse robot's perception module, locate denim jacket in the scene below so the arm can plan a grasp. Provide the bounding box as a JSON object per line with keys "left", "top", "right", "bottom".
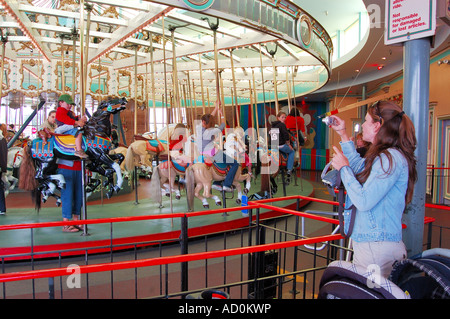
{"left": 339, "top": 141, "right": 408, "bottom": 243}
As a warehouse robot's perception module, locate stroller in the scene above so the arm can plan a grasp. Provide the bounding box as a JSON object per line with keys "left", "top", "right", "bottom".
{"left": 318, "top": 248, "right": 450, "bottom": 299}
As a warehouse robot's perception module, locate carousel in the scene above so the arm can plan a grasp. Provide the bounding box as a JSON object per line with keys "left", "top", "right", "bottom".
{"left": 0, "top": 0, "right": 333, "bottom": 255}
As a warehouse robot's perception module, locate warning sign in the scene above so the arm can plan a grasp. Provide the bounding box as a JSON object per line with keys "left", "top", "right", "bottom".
{"left": 385, "top": 0, "right": 436, "bottom": 45}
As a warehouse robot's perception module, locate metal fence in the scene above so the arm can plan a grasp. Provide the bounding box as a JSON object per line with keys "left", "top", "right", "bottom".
{"left": 0, "top": 195, "right": 444, "bottom": 299}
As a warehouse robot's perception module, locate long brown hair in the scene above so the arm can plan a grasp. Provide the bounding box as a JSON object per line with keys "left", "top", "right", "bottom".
{"left": 201, "top": 114, "right": 215, "bottom": 128}
{"left": 357, "top": 101, "right": 417, "bottom": 204}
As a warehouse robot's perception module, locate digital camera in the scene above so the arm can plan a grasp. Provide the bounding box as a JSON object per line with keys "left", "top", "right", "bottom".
{"left": 322, "top": 116, "right": 337, "bottom": 126}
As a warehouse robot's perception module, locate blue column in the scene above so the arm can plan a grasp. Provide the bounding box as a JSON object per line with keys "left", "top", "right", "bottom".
{"left": 402, "top": 37, "right": 431, "bottom": 257}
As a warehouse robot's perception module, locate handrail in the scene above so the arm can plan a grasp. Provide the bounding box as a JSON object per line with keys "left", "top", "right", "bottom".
{"left": 0, "top": 234, "right": 342, "bottom": 283}
{"left": 0, "top": 193, "right": 442, "bottom": 293}
{"left": 0, "top": 203, "right": 261, "bottom": 231}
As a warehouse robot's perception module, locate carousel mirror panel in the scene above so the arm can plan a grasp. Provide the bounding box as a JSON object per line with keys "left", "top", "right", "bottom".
{"left": 54, "top": 61, "right": 79, "bottom": 93}
{"left": 20, "top": 59, "right": 43, "bottom": 92}
{"left": 89, "top": 64, "right": 110, "bottom": 96}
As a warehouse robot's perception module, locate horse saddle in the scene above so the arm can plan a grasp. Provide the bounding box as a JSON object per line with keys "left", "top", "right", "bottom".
{"left": 193, "top": 155, "right": 213, "bottom": 167}
{"left": 211, "top": 161, "right": 247, "bottom": 176}
{"left": 145, "top": 139, "right": 165, "bottom": 153}
{"left": 31, "top": 137, "right": 55, "bottom": 159}
{"left": 30, "top": 134, "right": 111, "bottom": 159}
{"left": 161, "top": 158, "right": 190, "bottom": 174}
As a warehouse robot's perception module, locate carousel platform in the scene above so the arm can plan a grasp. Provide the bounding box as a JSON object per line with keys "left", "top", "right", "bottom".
{"left": 0, "top": 173, "right": 315, "bottom": 260}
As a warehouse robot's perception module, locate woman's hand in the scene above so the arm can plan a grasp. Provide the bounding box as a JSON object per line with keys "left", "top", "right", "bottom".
{"left": 330, "top": 116, "right": 350, "bottom": 142}
{"left": 331, "top": 146, "right": 349, "bottom": 171}
{"left": 329, "top": 115, "right": 344, "bottom": 131}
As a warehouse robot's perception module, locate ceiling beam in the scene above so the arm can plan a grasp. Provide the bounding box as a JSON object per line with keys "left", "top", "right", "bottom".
{"left": 1, "top": 0, "right": 52, "bottom": 61}
{"left": 89, "top": 6, "right": 174, "bottom": 64}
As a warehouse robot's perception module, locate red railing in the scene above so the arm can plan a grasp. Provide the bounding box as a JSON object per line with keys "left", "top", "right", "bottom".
{"left": 0, "top": 195, "right": 443, "bottom": 299}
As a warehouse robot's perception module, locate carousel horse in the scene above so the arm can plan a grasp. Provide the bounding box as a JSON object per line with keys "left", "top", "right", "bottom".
{"left": 124, "top": 124, "right": 176, "bottom": 173}
{"left": 182, "top": 129, "right": 251, "bottom": 210}
{"left": 257, "top": 148, "right": 297, "bottom": 197}
{"left": 19, "top": 98, "right": 127, "bottom": 210}
{"left": 149, "top": 156, "right": 190, "bottom": 208}
{"left": 185, "top": 149, "right": 252, "bottom": 210}
{"left": 110, "top": 145, "right": 152, "bottom": 179}
{"left": 149, "top": 133, "right": 196, "bottom": 207}
{"left": 1, "top": 146, "right": 23, "bottom": 196}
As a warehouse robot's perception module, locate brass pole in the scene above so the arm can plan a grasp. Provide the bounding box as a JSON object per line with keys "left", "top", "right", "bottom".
{"left": 60, "top": 36, "right": 65, "bottom": 92}
{"left": 134, "top": 45, "right": 138, "bottom": 135}
{"left": 0, "top": 37, "right": 6, "bottom": 124}
{"left": 149, "top": 32, "right": 157, "bottom": 133}
{"left": 198, "top": 54, "right": 205, "bottom": 114}
{"left": 229, "top": 49, "right": 238, "bottom": 127}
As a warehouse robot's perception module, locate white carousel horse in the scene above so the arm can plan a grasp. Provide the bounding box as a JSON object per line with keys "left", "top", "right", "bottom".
{"left": 2, "top": 146, "right": 24, "bottom": 196}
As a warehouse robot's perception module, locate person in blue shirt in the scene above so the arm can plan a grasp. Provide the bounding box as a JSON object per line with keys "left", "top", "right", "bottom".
{"left": 330, "top": 100, "right": 417, "bottom": 278}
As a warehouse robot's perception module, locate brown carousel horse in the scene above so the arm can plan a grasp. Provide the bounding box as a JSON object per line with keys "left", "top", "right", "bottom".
{"left": 149, "top": 126, "right": 195, "bottom": 207}
{"left": 185, "top": 157, "right": 252, "bottom": 211}
{"left": 149, "top": 154, "right": 191, "bottom": 208}
{"left": 256, "top": 145, "right": 298, "bottom": 199}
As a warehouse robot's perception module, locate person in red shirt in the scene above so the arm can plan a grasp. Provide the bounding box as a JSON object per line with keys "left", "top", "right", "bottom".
{"left": 55, "top": 94, "right": 88, "bottom": 158}
{"left": 285, "top": 108, "right": 306, "bottom": 146}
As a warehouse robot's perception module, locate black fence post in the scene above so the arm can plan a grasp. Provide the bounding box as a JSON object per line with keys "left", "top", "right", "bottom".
{"left": 180, "top": 214, "right": 188, "bottom": 297}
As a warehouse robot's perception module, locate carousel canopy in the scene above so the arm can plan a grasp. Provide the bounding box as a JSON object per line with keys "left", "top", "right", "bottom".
{"left": 0, "top": 0, "right": 332, "bottom": 108}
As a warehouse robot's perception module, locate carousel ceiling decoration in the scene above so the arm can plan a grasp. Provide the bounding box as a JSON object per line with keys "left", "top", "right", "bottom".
{"left": 0, "top": 0, "right": 333, "bottom": 112}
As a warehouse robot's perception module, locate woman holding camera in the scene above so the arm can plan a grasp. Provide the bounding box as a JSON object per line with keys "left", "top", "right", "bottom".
{"left": 330, "top": 100, "right": 417, "bottom": 278}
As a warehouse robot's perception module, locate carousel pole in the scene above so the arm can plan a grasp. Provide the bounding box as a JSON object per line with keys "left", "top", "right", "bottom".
{"left": 162, "top": 17, "right": 174, "bottom": 224}
{"left": 149, "top": 32, "right": 157, "bottom": 134}
{"left": 169, "top": 25, "right": 180, "bottom": 124}
{"left": 252, "top": 70, "right": 260, "bottom": 135}
{"left": 145, "top": 63, "right": 149, "bottom": 132}
{"left": 169, "top": 24, "right": 189, "bottom": 124}
{"left": 259, "top": 44, "right": 267, "bottom": 128}
{"left": 79, "top": 0, "right": 87, "bottom": 116}
{"left": 71, "top": 24, "right": 77, "bottom": 101}
{"left": 198, "top": 54, "right": 206, "bottom": 114}
{"left": 267, "top": 43, "right": 279, "bottom": 114}
{"left": 290, "top": 66, "right": 303, "bottom": 190}
{"left": 0, "top": 30, "right": 7, "bottom": 125}
{"left": 192, "top": 79, "right": 198, "bottom": 132}
{"left": 182, "top": 82, "right": 187, "bottom": 123}
{"left": 98, "top": 58, "right": 101, "bottom": 95}
{"left": 60, "top": 35, "right": 66, "bottom": 92}
{"left": 134, "top": 45, "right": 138, "bottom": 136}
{"left": 286, "top": 67, "right": 292, "bottom": 111}
{"left": 201, "top": 17, "right": 221, "bottom": 120}
{"left": 82, "top": 3, "right": 92, "bottom": 116}
{"left": 187, "top": 72, "right": 195, "bottom": 133}
{"left": 229, "top": 49, "right": 238, "bottom": 127}
{"left": 219, "top": 71, "right": 226, "bottom": 123}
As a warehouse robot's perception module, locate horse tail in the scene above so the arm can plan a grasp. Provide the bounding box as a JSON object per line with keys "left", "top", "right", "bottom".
{"left": 18, "top": 145, "right": 42, "bottom": 212}
{"left": 149, "top": 165, "right": 162, "bottom": 207}
{"left": 125, "top": 143, "right": 135, "bottom": 173}
{"left": 31, "top": 188, "right": 42, "bottom": 213}
{"left": 185, "top": 165, "right": 195, "bottom": 212}
{"left": 18, "top": 145, "right": 37, "bottom": 191}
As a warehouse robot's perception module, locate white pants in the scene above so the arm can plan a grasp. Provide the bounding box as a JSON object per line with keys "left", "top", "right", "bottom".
{"left": 352, "top": 241, "right": 407, "bottom": 278}
{"left": 55, "top": 124, "right": 75, "bottom": 134}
